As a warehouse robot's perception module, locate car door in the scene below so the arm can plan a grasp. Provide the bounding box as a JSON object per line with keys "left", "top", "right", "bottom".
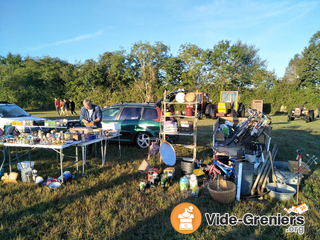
{"left": 138, "top": 107, "right": 160, "bottom": 137}
{"left": 118, "top": 107, "right": 142, "bottom": 142}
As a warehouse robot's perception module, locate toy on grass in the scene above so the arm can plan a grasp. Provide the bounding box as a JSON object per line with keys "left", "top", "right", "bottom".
{"left": 161, "top": 167, "right": 175, "bottom": 188}
{"left": 148, "top": 168, "right": 159, "bottom": 181}
{"left": 148, "top": 172, "right": 161, "bottom": 187}
{"left": 163, "top": 167, "right": 175, "bottom": 179}
{"left": 161, "top": 172, "right": 172, "bottom": 188}
{"left": 137, "top": 181, "right": 148, "bottom": 191}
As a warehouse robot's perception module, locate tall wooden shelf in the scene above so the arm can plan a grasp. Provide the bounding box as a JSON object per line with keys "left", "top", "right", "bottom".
{"left": 159, "top": 90, "right": 198, "bottom": 163}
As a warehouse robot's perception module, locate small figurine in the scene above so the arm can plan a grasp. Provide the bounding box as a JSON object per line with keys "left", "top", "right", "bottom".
{"left": 148, "top": 172, "right": 161, "bottom": 187}
{"left": 138, "top": 181, "right": 148, "bottom": 191}
{"left": 148, "top": 168, "right": 159, "bottom": 181}
{"left": 161, "top": 172, "right": 172, "bottom": 188}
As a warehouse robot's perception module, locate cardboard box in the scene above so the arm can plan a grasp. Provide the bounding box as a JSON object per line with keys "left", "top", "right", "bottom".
{"left": 288, "top": 161, "right": 310, "bottom": 175}
{"left": 251, "top": 100, "right": 263, "bottom": 113}
{"left": 215, "top": 131, "right": 225, "bottom": 142}
{"left": 102, "top": 122, "right": 120, "bottom": 130}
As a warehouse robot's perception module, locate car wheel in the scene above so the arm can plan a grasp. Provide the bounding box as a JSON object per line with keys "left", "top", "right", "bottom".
{"left": 205, "top": 104, "right": 213, "bottom": 117}
{"left": 315, "top": 107, "right": 320, "bottom": 118}
{"left": 212, "top": 108, "right": 217, "bottom": 119}
{"left": 238, "top": 104, "right": 245, "bottom": 117}
{"left": 135, "top": 132, "right": 150, "bottom": 149}
{"left": 310, "top": 110, "right": 314, "bottom": 121}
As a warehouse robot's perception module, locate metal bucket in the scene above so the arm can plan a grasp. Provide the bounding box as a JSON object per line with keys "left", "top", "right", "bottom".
{"left": 266, "top": 183, "right": 296, "bottom": 201}
{"left": 186, "top": 105, "right": 193, "bottom": 117}
{"left": 181, "top": 158, "right": 194, "bottom": 175}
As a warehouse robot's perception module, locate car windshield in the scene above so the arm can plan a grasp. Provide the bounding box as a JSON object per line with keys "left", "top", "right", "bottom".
{"left": 0, "top": 105, "right": 30, "bottom": 118}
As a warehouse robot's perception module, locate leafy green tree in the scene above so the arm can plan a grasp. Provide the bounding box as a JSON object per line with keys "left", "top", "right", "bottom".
{"left": 161, "top": 56, "right": 184, "bottom": 89}
{"left": 178, "top": 43, "right": 206, "bottom": 90}
{"left": 0, "top": 53, "right": 24, "bottom": 103}
{"left": 296, "top": 31, "right": 320, "bottom": 89}
{"left": 207, "top": 40, "right": 267, "bottom": 92}
{"left": 283, "top": 54, "right": 301, "bottom": 84}
{"left": 97, "top": 50, "right": 132, "bottom": 105}
{"left": 128, "top": 41, "right": 170, "bottom": 102}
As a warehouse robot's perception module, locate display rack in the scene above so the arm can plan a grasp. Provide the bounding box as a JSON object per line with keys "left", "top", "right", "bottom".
{"left": 159, "top": 90, "right": 198, "bottom": 163}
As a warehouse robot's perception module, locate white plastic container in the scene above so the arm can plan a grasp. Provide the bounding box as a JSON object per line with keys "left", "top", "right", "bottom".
{"left": 189, "top": 174, "right": 198, "bottom": 190}
{"left": 17, "top": 161, "right": 34, "bottom": 171}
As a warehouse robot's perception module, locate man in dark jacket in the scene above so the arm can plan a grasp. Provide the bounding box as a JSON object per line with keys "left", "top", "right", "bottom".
{"left": 70, "top": 99, "right": 77, "bottom": 116}
{"left": 63, "top": 99, "right": 69, "bottom": 116}
{"left": 80, "top": 99, "right": 102, "bottom": 128}
{"left": 80, "top": 99, "right": 102, "bottom": 155}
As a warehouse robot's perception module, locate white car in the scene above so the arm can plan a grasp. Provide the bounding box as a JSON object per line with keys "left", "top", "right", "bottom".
{"left": 0, "top": 102, "right": 46, "bottom": 134}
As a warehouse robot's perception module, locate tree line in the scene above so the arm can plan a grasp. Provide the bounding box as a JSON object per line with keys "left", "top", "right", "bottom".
{"left": 1, "top": 31, "right": 319, "bottom": 113}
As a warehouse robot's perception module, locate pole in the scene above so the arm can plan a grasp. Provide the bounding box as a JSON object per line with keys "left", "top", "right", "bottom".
{"left": 296, "top": 151, "right": 302, "bottom": 205}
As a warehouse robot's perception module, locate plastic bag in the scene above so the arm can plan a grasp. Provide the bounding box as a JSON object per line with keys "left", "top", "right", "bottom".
{"left": 150, "top": 141, "right": 159, "bottom": 155}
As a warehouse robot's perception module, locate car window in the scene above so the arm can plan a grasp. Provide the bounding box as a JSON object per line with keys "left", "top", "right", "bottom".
{"left": 142, "top": 108, "right": 158, "bottom": 120}
{"left": 102, "top": 108, "right": 120, "bottom": 120}
{"left": 0, "top": 105, "right": 30, "bottom": 118}
{"left": 119, "top": 108, "right": 142, "bottom": 120}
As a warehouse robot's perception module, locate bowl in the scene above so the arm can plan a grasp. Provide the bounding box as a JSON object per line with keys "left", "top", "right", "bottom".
{"left": 208, "top": 180, "right": 236, "bottom": 203}
{"left": 266, "top": 183, "right": 296, "bottom": 201}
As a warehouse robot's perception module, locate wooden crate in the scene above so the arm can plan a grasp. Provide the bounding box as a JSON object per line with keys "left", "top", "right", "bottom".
{"left": 288, "top": 161, "right": 311, "bottom": 175}
{"left": 251, "top": 100, "right": 263, "bottom": 113}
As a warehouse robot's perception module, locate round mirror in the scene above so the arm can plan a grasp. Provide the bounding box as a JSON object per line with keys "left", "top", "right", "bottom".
{"left": 160, "top": 141, "right": 176, "bottom": 166}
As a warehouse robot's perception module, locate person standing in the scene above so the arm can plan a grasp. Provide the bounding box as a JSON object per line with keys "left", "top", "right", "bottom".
{"left": 54, "top": 98, "right": 60, "bottom": 116}
{"left": 80, "top": 99, "right": 102, "bottom": 128}
{"left": 63, "top": 99, "right": 69, "bottom": 116}
{"left": 80, "top": 99, "right": 102, "bottom": 155}
{"left": 70, "top": 99, "right": 77, "bottom": 116}
{"left": 60, "top": 100, "right": 65, "bottom": 116}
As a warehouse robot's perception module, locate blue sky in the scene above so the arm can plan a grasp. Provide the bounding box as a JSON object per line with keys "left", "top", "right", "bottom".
{"left": 1, "top": 0, "right": 319, "bottom": 78}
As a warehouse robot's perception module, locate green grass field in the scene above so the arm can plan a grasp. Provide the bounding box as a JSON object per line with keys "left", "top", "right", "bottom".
{"left": 0, "top": 112, "right": 319, "bottom": 239}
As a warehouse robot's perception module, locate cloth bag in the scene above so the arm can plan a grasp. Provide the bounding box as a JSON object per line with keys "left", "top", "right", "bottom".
{"left": 150, "top": 141, "right": 159, "bottom": 155}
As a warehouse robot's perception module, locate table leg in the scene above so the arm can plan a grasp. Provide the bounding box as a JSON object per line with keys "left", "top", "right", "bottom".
{"left": 101, "top": 140, "right": 104, "bottom": 166}
{"left": 8, "top": 146, "right": 12, "bottom": 172}
{"left": 0, "top": 146, "right": 6, "bottom": 173}
{"left": 28, "top": 149, "right": 31, "bottom": 168}
{"left": 76, "top": 146, "right": 79, "bottom": 176}
{"left": 82, "top": 146, "right": 85, "bottom": 176}
{"left": 118, "top": 135, "right": 121, "bottom": 158}
{"left": 60, "top": 148, "right": 64, "bottom": 184}
{"left": 15, "top": 147, "right": 20, "bottom": 163}
{"left": 104, "top": 139, "right": 107, "bottom": 165}
{"left": 95, "top": 142, "right": 98, "bottom": 156}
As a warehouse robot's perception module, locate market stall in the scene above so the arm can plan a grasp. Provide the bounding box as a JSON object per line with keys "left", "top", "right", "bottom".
{"left": 0, "top": 120, "right": 122, "bottom": 183}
